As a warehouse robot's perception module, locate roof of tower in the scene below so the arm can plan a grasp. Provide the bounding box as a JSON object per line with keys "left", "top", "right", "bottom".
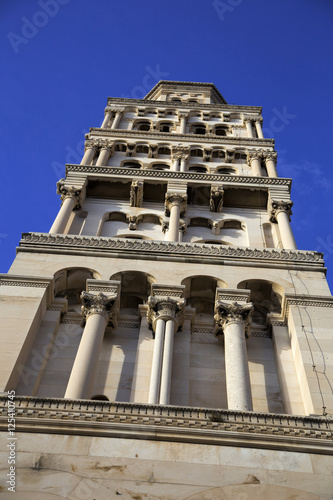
{"left": 144, "top": 80, "right": 227, "bottom": 104}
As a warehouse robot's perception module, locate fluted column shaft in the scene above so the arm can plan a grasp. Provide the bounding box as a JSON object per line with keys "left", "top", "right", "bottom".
{"left": 159, "top": 319, "right": 175, "bottom": 405}
{"left": 224, "top": 318, "right": 253, "bottom": 411}
{"left": 49, "top": 196, "right": 76, "bottom": 234}
{"left": 64, "top": 312, "right": 107, "bottom": 399}
{"left": 148, "top": 318, "right": 165, "bottom": 404}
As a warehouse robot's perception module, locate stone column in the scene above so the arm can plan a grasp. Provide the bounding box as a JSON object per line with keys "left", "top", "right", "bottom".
{"left": 179, "top": 112, "right": 188, "bottom": 134}
{"left": 64, "top": 291, "right": 118, "bottom": 400}
{"left": 111, "top": 108, "right": 124, "bottom": 130}
{"left": 96, "top": 144, "right": 112, "bottom": 166}
{"left": 81, "top": 140, "right": 97, "bottom": 165}
{"left": 101, "top": 109, "right": 114, "bottom": 129}
{"left": 165, "top": 194, "right": 187, "bottom": 242}
{"left": 148, "top": 318, "right": 165, "bottom": 404}
{"left": 254, "top": 118, "right": 264, "bottom": 138}
{"left": 49, "top": 180, "right": 82, "bottom": 234}
{"left": 270, "top": 201, "right": 297, "bottom": 249}
{"left": 148, "top": 292, "right": 185, "bottom": 405}
{"left": 247, "top": 151, "right": 262, "bottom": 176}
{"left": 263, "top": 151, "right": 278, "bottom": 178}
{"left": 215, "top": 301, "right": 253, "bottom": 411}
{"left": 172, "top": 157, "right": 180, "bottom": 172}
{"left": 180, "top": 155, "right": 187, "bottom": 172}
{"left": 244, "top": 118, "right": 254, "bottom": 138}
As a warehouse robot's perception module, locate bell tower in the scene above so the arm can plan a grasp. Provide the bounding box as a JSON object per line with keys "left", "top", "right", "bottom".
{"left": 0, "top": 81, "right": 332, "bottom": 499}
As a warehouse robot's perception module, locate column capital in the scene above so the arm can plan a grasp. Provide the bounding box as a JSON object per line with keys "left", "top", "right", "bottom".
{"left": 97, "top": 139, "right": 114, "bottom": 153}
{"left": 165, "top": 193, "right": 187, "bottom": 216}
{"left": 269, "top": 200, "right": 293, "bottom": 222}
{"left": 81, "top": 291, "right": 118, "bottom": 327}
{"left": 56, "top": 179, "right": 83, "bottom": 209}
{"left": 210, "top": 186, "right": 224, "bottom": 212}
{"left": 178, "top": 112, "right": 188, "bottom": 119}
{"left": 262, "top": 150, "right": 278, "bottom": 163}
{"left": 84, "top": 139, "right": 98, "bottom": 152}
{"left": 243, "top": 117, "right": 255, "bottom": 124}
{"left": 214, "top": 301, "right": 253, "bottom": 336}
{"left": 130, "top": 180, "right": 144, "bottom": 207}
{"left": 254, "top": 117, "right": 263, "bottom": 124}
{"left": 246, "top": 150, "right": 262, "bottom": 165}
{"left": 148, "top": 295, "right": 185, "bottom": 331}
{"left": 171, "top": 145, "right": 190, "bottom": 161}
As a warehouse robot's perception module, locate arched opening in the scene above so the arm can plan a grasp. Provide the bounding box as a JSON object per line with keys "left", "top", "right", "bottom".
{"left": 110, "top": 271, "right": 156, "bottom": 315}
{"left": 190, "top": 148, "right": 204, "bottom": 158}
{"left": 214, "top": 126, "right": 227, "bottom": 136}
{"left": 136, "top": 144, "right": 149, "bottom": 154}
{"left": 136, "top": 120, "right": 151, "bottom": 131}
{"left": 54, "top": 267, "right": 100, "bottom": 312}
{"left": 217, "top": 167, "right": 237, "bottom": 175}
{"left": 122, "top": 160, "right": 142, "bottom": 169}
{"left": 150, "top": 163, "right": 170, "bottom": 170}
{"left": 188, "top": 165, "right": 207, "bottom": 173}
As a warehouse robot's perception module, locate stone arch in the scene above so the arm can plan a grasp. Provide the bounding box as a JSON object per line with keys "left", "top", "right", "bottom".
{"left": 98, "top": 211, "right": 128, "bottom": 237}
{"left": 181, "top": 274, "right": 227, "bottom": 316}
{"left": 54, "top": 267, "right": 100, "bottom": 312}
{"left": 110, "top": 270, "right": 156, "bottom": 313}
{"left": 237, "top": 279, "right": 284, "bottom": 326}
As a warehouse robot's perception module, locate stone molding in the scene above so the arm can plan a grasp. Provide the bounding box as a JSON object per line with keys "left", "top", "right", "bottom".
{"left": 282, "top": 294, "right": 333, "bottom": 319}
{"left": 0, "top": 274, "right": 54, "bottom": 305}
{"left": 19, "top": 233, "right": 324, "bottom": 268}
{"left": 0, "top": 396, "right": 331, "bottom": 454}
{"left": 88, "top": 128, "right": 274, "bottom": 146}
{"left": 81, "top": 291, "right": 118, "bottom": 327}
{"left": 66, "top": 164, "right": 291, "bottom": 187}
{"left": 171, "top": 145, "right": 190, "bottom": 160}
{"left": 214, "top": 301, "right": 253, "bottom": 336}
{"left": 270, "top": 200, "right": 293, "bottom": 223}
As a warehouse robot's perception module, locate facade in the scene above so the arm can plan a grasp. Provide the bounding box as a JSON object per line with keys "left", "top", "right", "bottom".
{"left": 0, "top": 81, "right": 332, "bottom": 499}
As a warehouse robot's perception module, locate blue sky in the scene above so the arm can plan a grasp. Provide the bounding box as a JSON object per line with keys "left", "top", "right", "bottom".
{"left": 1, "top": 0, "right": 333, "bottom": 289}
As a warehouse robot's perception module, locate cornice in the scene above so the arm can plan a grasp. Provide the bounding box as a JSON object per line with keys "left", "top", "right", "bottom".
{"left": 19, "top": 233, "right": 324, "bottom": 271}
{"left": 106, "top": 97, "right": 262, "bottom": 112}
{"left": 88, "top": 128, "right": 273, "bottom": 146}
{"left": 0, "top": 396, "right": 331, "bottom": 454}
{"left": 0, "top": 274, "right": 54, "bottom": 304}
{"left": 143, "top": 80, "right": 227, "bottom": 103}
{"left": 66, "top": 164, "right": 292, "bottom": 188}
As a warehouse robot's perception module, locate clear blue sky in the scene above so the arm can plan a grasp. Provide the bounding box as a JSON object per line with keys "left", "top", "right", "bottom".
{"left": 1, "top": 0, "right": 333, "bottom": 289}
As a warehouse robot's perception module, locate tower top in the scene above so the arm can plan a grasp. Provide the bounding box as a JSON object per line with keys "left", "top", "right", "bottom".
{"left": 144, "top": 80, "right": 227, "bottom": 105}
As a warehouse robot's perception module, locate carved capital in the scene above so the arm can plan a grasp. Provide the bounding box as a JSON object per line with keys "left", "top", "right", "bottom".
{"left": 130, "top": 180, "right": 144, "bottom": 208}
{"left": 81, "top": 291, "right": 118, "bottom": 327}
{"left": 210, "top": 186, "right": 224, "bottom": 212}
{"left": 148, "top": 295, "right": 186, "bottom": 331}
{"left": 56, "top": 179, "right": 82, "bottom": 209}
{"left": 171, "top": 145, "right": 190, "bottom": 161}
{"left": 214, "top": 301, "right": 253, "bottom": 337}
{"left": 165, "top": 193, "right": 187, "bottom": 216}
{"left": 247, "top": 150, "right": 262, "bottom": 165}
{"left": 254, "top": 117, "right": 263, "bottom": 124}
{"left": 270, "top": 200, "right": 293, "bottom": 222}
{"left": 262, "top": 151, "right": 278, "bottom": 164}
{"left": 84, "top": 139, "right": 98, "bottom": 152}
{"left": 179, "top": 112, "right": 188, "bottom": 120}
{"left": 244, "top": 117, "right": 254, "bottom": 124}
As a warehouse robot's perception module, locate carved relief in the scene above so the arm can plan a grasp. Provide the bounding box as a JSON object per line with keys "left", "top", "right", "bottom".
{"left": 81, "top": 291, "right": 118, "bottom": 327}
{"left": 165, "top": 193, "right": 187, "bottom": 216}
{"left": 56, "top": 179, "right": 82, "bottom": 209}
{"left": 130, "top": 180, "right": 144, "bottom": 207}
{"left": 270, "top": 200, "right": 293, "bottom": 223}
{"left": 127, "top": 215, "right": 138, "bottom": 230}
{"left": 148, "top": 295, "right": 185, "bottom": 331}
{"left": 210, "top": 186, "right": 224, "bottom": 212}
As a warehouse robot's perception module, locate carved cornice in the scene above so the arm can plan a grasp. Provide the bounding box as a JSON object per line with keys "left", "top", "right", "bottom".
{"left": 81, "top": 290, "right": 118, "bottom": 327}
{"left": 270, "top": 200, "right": 293, "bottom": 223}
{"left": 19, "top": 233, "right": 325, "bottom": 269}
{"left": 214, "top": 301, "right": 253, "bottom": 336}
{"left": 66, "top": 164, "right": 292, "bottom": 188}
{"left": 0, "top": 274, "right": 54, "bottom": 305}
{"left": 88, "top": 128, "right": 274, "bottom": 146}
{"left": 1, "top": 396, "right": 331, "bottom": 454}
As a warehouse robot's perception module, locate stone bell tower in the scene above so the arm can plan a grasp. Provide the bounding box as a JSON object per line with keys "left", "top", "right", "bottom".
{"left": 0, "top": 81, "right": 332, "bottom": 499}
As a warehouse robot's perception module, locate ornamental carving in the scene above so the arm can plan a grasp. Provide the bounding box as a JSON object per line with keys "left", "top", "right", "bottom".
{"left": 210, "top": 186, "right": 224, "bottom": 212}
{"left": 56, "top": 179, "right": 82, "bottom": 209}
{"left": 214, "top": 301, "right": 253, "bottom": 337}
{"left": 147, "top": 295, "right": 185, "bottom": 331}
{"left": 179, "top": 220, "right": 187, "bottom": 234}
{"left": 84, "top": 139, "right": 98, "bottom": 152}
{"left": 130, "top": 180, "right": 144, "bottom": 207}
{"left": 246, "top": 150, "right": 262, "bottom": 165}
{"left": 262, "top": 151, "right": 278, "bottom": 163}
{"left": 126, "top": 143, "right": 136, "bottom": 157}
{"left": 270, "top": 200, "right": 293, "bottom": 223}
{"left": 171, "top": 145, "right": 190, "bottom": 161}
{"left": 226, "top": 150, "right": 235, "bottom": 163}
{"left": 161, "top": 220, "right": 169, "bottom": 233}
{"left": 148, "top": 145, "right": 158, "bottom": 158}
{"left": 80, "top": 291, "right": 118, "bottom": 327}
{"left": 204, "top": 148, "right": 212, "bottom": 162}
{"left": 127, "top": 215, "right": 138, "bottom": 230}
{"left": 165, "top": 193, "right": 187, "bottom": 216}
{"left": 178, "top": 112, "right": 188, "bottom": 119}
